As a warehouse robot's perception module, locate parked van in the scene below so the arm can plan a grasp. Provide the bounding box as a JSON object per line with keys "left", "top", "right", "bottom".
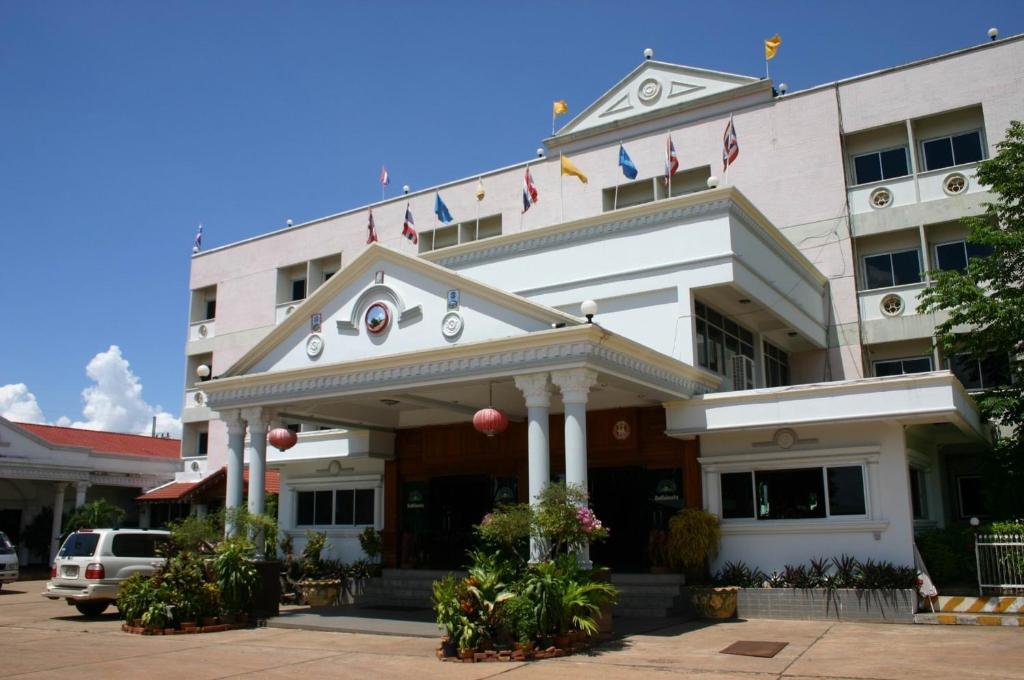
{"left": 0, "top": 531, "right": 18, "bottom": 589}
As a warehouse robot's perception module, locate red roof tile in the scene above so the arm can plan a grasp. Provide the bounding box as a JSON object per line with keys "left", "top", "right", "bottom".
{"left": 137, "top": 468, "right": 280, "bottom": 502}
{"left": 137, "top": 482, "right": 198, "bottom": 501}
{"left": 18, "top": 422, "right": 180, "bottom": 460}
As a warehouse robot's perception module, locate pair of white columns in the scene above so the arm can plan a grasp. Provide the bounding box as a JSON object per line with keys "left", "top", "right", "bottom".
{"left": 223, "top": 408, "right": 272, "bottom": 537}
{"left": 514, "top": 368, "right": 598, "bottom": 568}
{"left": 49, "top": 481, "right": 90, "bottom": 563}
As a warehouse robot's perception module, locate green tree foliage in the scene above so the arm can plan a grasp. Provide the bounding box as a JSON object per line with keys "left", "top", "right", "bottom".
{"left": 918, "top": 120, "right": 1024, "bottom": 517}
{"left": 64, "top": 499, "right": 125, "bottom": 532}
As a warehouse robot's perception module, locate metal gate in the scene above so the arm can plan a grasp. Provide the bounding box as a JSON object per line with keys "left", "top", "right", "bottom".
{"left": 975, "top": 533, "right": 1024, "bottom": 595}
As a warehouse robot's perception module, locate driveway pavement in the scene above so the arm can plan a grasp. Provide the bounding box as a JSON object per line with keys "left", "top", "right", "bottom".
{"left": 2, "top": 578, "right": 1021, "bottom": 679}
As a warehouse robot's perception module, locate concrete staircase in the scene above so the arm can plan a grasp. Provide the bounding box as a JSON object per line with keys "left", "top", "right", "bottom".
{"left": 915, "top": 595, "right": 1024, "bottom": 626}
{"left": 355, "top": 569, "right": 690, "bottom": 620}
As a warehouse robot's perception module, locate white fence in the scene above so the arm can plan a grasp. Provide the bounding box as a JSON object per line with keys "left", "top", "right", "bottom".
{"left": 975, "top": 533, "right": 1024, "bottom": 595}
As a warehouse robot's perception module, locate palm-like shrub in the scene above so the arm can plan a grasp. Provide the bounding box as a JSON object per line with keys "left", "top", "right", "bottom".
{"left": 214, "top": 538, "right": 258, "bottom": 614}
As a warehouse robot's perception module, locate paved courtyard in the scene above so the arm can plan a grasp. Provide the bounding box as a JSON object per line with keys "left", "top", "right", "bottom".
{"left": 2, "top": 578, "right": 1022, "bottom": 679}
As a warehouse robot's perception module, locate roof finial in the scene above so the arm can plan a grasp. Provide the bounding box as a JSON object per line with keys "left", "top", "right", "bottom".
{"left": 643, "top": 48, "right": 654, "bottom": 61}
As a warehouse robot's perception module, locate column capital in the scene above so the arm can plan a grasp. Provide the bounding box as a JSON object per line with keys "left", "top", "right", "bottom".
{"left": 241, "top": 407, "right": 273, "bottom": 433}
{"left": 223, "top": 410, "right": 246, "bottom": 436}
{"left": 514, "top": 373, "right": 552, "bottom": 409}
{"left": 74, "top": 481, "right": 91, "bottom": 490}
{"left": 54, "top": 481, "right": 69, "bottom": 491}
{"left": 551, "top": 368, "right": 599, "bottom": 405}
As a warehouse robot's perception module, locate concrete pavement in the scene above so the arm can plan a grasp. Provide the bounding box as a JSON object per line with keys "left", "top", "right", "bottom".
{"left": 2, "top": 578, "right": 1021, "bottom": 679}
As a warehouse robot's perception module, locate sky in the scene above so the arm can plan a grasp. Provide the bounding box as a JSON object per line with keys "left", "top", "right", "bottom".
{"left": 2, "top": 1, "right": 1023, "bottom": 436}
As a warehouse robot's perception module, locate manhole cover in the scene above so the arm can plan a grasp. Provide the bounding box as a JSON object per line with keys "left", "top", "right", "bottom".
{"left": 720, "top": 641, "right": 789, "bottom": 658}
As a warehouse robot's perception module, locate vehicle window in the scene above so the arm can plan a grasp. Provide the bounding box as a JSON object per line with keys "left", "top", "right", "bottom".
{"left": 0, "top": 531, "right": 14, "bottom": 555}
{"left": 111, "top": 534, "right": 163, "bottom": 557}
{"left": 59, "top": 533, "right": 100, "bottom": 557}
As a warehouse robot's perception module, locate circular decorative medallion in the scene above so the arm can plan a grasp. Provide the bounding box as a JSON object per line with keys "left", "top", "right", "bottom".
{"left": 197, "top": 324, "right": 208, "bottom": 338}
{"left": 612, "top": 420, "right": 631, "bottom": 441}
{"left": 193, "top": 391, "right": 205, "bottom": 405}
{"left": 869, "top": 187, "right": 892, "bottom": 209}
{"left": 943, "top": 172, "right": 968, "bottom": 195}
{"left": 773, "top": 428, "right": 797, "bottom": 449}
{"left": 637, "top": 77, "right": 662, "bottom": 104}
{"left": 441, "top": 311, "right": 464, "bottom": 338}
{"left": 306, "top": 333, "right": 324, "bottom": 357}
{"left": 880, "top": 293, "right": 905, "bottom": 317}
{"left": 365, "top": 302, "right": 390, "bottom": 334}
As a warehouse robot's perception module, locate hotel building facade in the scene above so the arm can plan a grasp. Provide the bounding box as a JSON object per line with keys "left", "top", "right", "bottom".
{"left": 156, "top": 35, "right": 1022, "bottom": 574}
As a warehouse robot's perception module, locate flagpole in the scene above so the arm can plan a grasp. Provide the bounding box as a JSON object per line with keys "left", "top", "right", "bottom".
{"left": 765, "top": 58, "right": 770, "bottom": 81}
{"left": 559, "top": 153, "right": 565, "bottom": 223}
{"left": 668, "top": 130, "right": 673, "bottom": 200}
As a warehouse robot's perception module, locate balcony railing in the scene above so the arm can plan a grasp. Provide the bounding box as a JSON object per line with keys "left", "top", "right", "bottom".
{"left": 857, "top": 281, "right": 928, "bottom": 322}
{"left": 847, "top": 162, "right": 984, "bottom": 216}
{"left": 188, "top": 319, "right": 215, "bottom": 342}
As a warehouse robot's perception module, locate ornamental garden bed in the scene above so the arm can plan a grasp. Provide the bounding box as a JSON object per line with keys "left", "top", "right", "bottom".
{"left": 121, "top": 616, "right": 253, "bottom": 635}
{"left": 737, "top": 587, "right": 917, "bottom": 623}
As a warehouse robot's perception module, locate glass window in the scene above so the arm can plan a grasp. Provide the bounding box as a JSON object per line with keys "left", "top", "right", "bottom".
{"left": 923, "top": 131, "right": 984, "bottom": 171}
{"left": 721, "top": 472, "right": 754, "bottom": 519}
{"left": 299, "top": 488, "right": 375, "bottom": 526}
{"left": 196, "top": 432, "right": 208, "bottom": 456}
{"left": 755, "top": 468, "right": 826, "bottom": 520}
{"left": 874, "top": 356, "right": 933, "bottom": 377}
{"left": 205, "top": 299, "right": 217, "bottom": 320}
{"left": 313, "top": 490, "right": 332, "bottom": 525}
{"left": 694, "top": 302, "right": 755, "bottom": 378}
{"left": 58, "top": 533, "right": 100, "bottom": 557}
{"left": 335, "top": 490, "right": 354, "bottom": 525}
{"left": 909, "top": 468, "right": 927, "bottom": 520}
{"left": 853, "top": 147, "right": 909, "bottom": 185}
{"left": 291, "top": 278, "right": 306, "bottom": 302}
{"left": 355, "top": 489, "right": 375, "bottom": 525}
{"left": 763, "top": 341, "right": 790, "bottom": 388}
{"left": 957, "top": 476, "right": 990, "bottom": 518}
{"left": 296, "top": 492, "right": 315, "bottom": 525}
{"left": 863, "top": 249, "right": 921, "bottom": 289}
{"left": 950, "top": 352, "right": 1011, "bottom": 390}
{"left": 935, "top": 240, "right": 994, "bottom": 273}
{"left": 826, "top": 466, "right": 866, "bottom": 516}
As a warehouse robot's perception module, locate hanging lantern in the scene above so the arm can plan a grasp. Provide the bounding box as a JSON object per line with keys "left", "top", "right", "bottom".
{"left": 473, "top": 407, "right": 509, "bottom": 437}
{"left": 267, "top": 427, "right": 298, "bottom": 451}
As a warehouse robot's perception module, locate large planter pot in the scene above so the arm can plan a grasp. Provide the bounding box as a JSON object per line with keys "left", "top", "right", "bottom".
{"left": 689, "top": 586, "right": 739, "bottom": 619}
{"left": 252, "top": 560, "right": 282, "bottom": 618}
{"left": 297, "top": 579, "right": 342, "bottom": 607}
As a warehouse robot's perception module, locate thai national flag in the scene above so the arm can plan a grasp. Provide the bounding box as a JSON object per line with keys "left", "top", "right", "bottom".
{"left": 192, "top": 224, "right": 203, "bottom": 254}
{"left": 522, "top": 167, "right": 538, "bottom": 213}
{"left": 402, "top": 204, "right": 418, "bottom": 244}
{"left": 664, "top": 135, "right": 679, "bottom": 185}
{"left": 366, "top": 208, "right": 378, "bottom": 244}
{"left": 723, "top": 117, "right": 739, "bottom": 171}
{"left": 379, "top": 165, "right": 390, "bottom": 186}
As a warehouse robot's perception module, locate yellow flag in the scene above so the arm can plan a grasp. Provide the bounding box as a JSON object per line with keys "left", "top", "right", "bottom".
{"left": 553, "top": 100, "right": 569, "bottom": 116}
{"left": 475, "top": 178, "right": 485, "bottom": 201}
{"left": 764, "top": 34, "right": 782, "bottom": 60}
{"left": 560, "top": 154, "right": 588, "bottom": 184}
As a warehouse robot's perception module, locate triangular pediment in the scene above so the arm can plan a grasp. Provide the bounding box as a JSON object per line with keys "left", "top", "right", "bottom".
{"left": 556, "top": 61, "right": 762, "bottom": 137}
{"left": 225, "top": 244, "right": 582, "bottom": 378}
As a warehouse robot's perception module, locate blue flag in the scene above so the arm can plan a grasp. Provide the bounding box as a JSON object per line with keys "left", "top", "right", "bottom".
{"left": 434, "top": 193, "right": 453, "bottom": 223}
{"left": 619, "top": 144, "right": 638, "bottom": 180}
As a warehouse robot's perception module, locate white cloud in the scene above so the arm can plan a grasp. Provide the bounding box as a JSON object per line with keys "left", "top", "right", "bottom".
{"left": 0, "top": 346, "right": 182, "bottom": 438}
{"left": 0, "top": 383, "right": 47, "bottom": 424}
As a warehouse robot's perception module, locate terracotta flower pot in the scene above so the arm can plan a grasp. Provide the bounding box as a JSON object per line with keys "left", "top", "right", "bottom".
{"left": 457, "top": 648, "right": 474, "bottom": 660}
{"left": 297, "top": 579, "right": 342, "bottom": 607}
{"left": 689, "top": 586, "right": 739, "bottom": 619}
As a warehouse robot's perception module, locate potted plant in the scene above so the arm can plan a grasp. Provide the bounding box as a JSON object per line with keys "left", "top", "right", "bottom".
{"left": 432, "top": 574, "right": 464, "bottom": 657}
{"left": 358, "top": 526, "right": 383, "bottom": 576}
{"left": 214, "top": 538, "right": 259, "bottom": 622}
{"left": 667, "top": 508, "right": 737, "bottom": 618}
{"left": 295, "top": 531, "right": 342, "bottom": 607}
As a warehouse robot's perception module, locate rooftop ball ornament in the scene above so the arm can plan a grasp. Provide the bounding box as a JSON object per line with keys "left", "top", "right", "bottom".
{"left": 473, "top": 383, "right": 509, "bottom": 437}
{"left": 268, "top": 427, "right": 298, "bottom": 452}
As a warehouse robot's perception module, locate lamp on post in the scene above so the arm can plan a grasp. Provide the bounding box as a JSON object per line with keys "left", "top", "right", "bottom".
{"left": 580, "top": 300, "right": 598, "bottom": 324}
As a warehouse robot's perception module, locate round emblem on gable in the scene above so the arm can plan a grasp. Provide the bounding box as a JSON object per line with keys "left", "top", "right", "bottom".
{"left": 441, "top": 311, "right": 464, "bottom": 338}
{"left": 306, "top": 333, "right": 324, "bottom": 358}
{"left": 637, "top": 78, "right": 662, "bottom": 104}
{"left": 773, "top": 428, "right": 797, "bottom": 449}
{"left": 612, "top": 420, "right": 631, "bottom": 440}
{"left": 365, "top": 302, "right": 390, "bottom": 334}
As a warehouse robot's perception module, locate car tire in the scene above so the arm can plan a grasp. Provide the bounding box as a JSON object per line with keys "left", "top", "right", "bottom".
{"left": 74, "top": 601, "right": 109, "bottom": 617}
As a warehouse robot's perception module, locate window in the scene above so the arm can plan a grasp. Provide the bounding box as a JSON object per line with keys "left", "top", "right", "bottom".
{"left": 763, "top": 341, "right": 790, "bottom": 388}
{"left": 419, "top": 214, "right": 502, "bottom": 253}
{"left": 694, "top": 302, "right": 755, "bottom": 376}
{"left": 196, "top": 432, "right": 208, "bottom": 456}
{"left": 291, "top": 278, "right": 307, "bottom": 302}
{"left": 863, "top": 249, "right": 921, "bottom": 289}
{"left": 957, "top": 476, "right": 990, "bottom": 518}
{"left": 909, "top": 468, "right": 928, "bottom": 520}
{"left": 934, "top": 240, "right": 993, "bottom": 273}
{"left": 873, "top": 356, "right": 933, "bottom": 377}
{"left": 59, "top": 533, "right": 100, "bottom": 557}
{"left": 721, "top": 465, "right": 866, "bottom": 520}
{"left": 853, "top": 147, "right": 910, "bottom": 185}
{"left": 922, "top": 131, "right": 984, "bottom": 171}
{"left": 296, "top": 488, "right": 376, "bottom": 526}
{"left": 205, "top": 299, "right": 217, "bottom": 320}
{"left": 112, "top": 534, "right": 166, "bottom": 558}
{"left": 949, "top": 352, "right": 1011, "bottom": 391}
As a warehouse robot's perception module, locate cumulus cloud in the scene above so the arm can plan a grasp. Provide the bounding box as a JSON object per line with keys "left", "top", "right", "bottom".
{"left": 0, "top": 346, "right": 182, "bottom": 437}
{"left": 0, "top": 383, "right": 47, "bottom": 424}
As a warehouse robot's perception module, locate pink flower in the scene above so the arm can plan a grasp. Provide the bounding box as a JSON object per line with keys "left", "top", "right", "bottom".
{"left": 481, "top": 513, "right": 494, "bottom": 526}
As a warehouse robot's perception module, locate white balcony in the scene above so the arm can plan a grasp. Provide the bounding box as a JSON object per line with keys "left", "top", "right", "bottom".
{"left": 189, "top": 319, "right": 215, "bottom": 342}
{"left": 918, "top": 164, "right": 984, "bottom": 203}
{"left": 848, "top": 163, "right": 986, "bottom": 218}
{"left": 857, "top": 282, "right": 928, "bottom": 322}
{"left": 848, "top": 175, "right": 916, "bottom": 215}
{"left": 276, "top": 300, "right": 303, "bottom": 325}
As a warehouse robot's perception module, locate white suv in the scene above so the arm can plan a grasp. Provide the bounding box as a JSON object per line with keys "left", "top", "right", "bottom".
{"left": 0, "top": 531, "right": 18, "bottom": 589}
{"left": 43, "top": 528, "right": 169, "bottom": 616}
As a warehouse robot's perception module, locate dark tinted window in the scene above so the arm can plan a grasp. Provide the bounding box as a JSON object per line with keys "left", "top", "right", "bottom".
{"left": 865, "top": 250, "right": 921, "bottom": 289}
{"left": 924, "top": 131, "right": 984, "bottom": 170}
{"left": 335, "top": 490, "right": 354, "bottom": 525}
{"left": 59, "top": 533, "right": 100, "bottom": 557}
{"left": 951, "top": 132, "right": 984, "bottom": 165}
{"left": 112, "top": 533, "right": 165, "bottom": 557}
{"left": 936, "top": 241, "right": 994, "bottom": 273}
{"left": 721, "top": 472, "right": 754, "bottom": 519}
{"left": 923, "top": 138, "right": 955, "bottom": 170}
{"left": 291, "top": 279, "right": 307, "bottom": 301}
{"left": 910, "top": 469, "right": 927, "bottom": 520}
{"left": 755, "top": 468, "right": 826, "bottom": 520}
{"left": 196, "top": 432, "right": 208, "bottom": 456}
{"left": 875, "top": 357, "right": 932, "bottom": 377}
{"left": 880, "top": 148, "right": 909, "bottom": 179}
{"left": 854, "top": 154, "right": 882, "bottom": 184}
{"left": 826, "top": 466, "right": 866, "bottom": 515}
{"left": 355, "top": 489, "right": 375, "bottom": 525}
{"left": 853, "top": 148, "right": 909, "bottom": 185}
{"left": 891, "top": 250, "right": 921, "bottom": 285}
{"left": 296, "top": 491, "right": 315, "bottom": 525}
{"left": 314, "top": 490, "right": 332, "bottom": 525}
{"left": 958, "top": 476, "right": 989, "bottom": 518}
{"left": 864, "top": 254, "right": 895, "bottom": 289}
{"left": 951, "top": 353, "right": 1011, "bottom": 390}
{"left": 205, "top": 299, "right": 216, "bottom": 320}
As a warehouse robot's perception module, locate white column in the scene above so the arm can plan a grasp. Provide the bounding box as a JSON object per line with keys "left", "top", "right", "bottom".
{"left": 50, "top": 482, "right": 68, "bottom": 563}
{"left": 74, "top": 481, "right": 90, "bottom": 509}
{"left": 244, "top": 408, "right": 271, "bottom": 517}
{"left": 514, "top": 372, "right": 552, "bottom": 563}
{"left": 551, "top": 368, "right": 598, "bottom": 569}
{"left": 139, "top": 503, "right": 151, "bottom": 529}
{"left": 194, "top": 503, "right": 208, "bottom": 518}
{"left": 224, "top": 411, "right": 246, "bottom": 537}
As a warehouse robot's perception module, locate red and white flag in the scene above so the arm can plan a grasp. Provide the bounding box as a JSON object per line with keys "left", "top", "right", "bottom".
{"left": 521, "top": 167, "right": 538, "bottom": 213}
{"left": 722, "top": 116, "right": 739, "bottom": 171}
{"left": 664, "top": 135, "right": 679, "bottom": 185}
{"left": 402, "top": 204, "right": 418, "bottom": 245}
{"left": 379, "top": 165, "right": 390, "bottom": 186}
{"left": 366, "top": 208, "right": 378, "bottom": 244}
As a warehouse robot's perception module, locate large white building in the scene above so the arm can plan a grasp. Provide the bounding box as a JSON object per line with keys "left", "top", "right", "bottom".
{"left": 169, "top": 35, "right": 1020, "bottom": 574}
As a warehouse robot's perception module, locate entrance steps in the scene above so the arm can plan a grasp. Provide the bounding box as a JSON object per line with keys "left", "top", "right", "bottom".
{"left": 914, "top": 595, "right": 1024, "bottom": 626}
{"left": 355, "top": 570, "right": 690, "bottom": 619}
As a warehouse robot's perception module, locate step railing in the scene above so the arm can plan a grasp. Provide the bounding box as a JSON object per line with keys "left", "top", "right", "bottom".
{"left": 975, "top": 533, "right": 1024, "bottom": 595}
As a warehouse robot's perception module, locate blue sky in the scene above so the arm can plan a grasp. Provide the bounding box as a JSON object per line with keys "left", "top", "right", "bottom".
{"left": 2, "top": 1, "right": 1023, "bottom": 433}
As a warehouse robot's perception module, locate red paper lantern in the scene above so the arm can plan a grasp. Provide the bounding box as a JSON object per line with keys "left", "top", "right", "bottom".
{"left": 473, "top": 407, "right": 509, "bottom": 437}
{"left": 267, "top": 427, "right": 298, "bottom": 451}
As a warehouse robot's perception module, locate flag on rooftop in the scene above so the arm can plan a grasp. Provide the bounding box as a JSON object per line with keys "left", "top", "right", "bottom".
{"left": 764, "top": 34, "right": 782, "bottom": 60}
{"left": 723, "top": 116, "right": 739, "bottom": 171}
{"left": 618, "top": 144, "right": 638, "bottom": 180}
{"left": 475, "top": 177, "right": 485, "bottom": 201}
{"left": 553, "top": 100, "right": 568, "bottom": 116}
{"left": 664, "top": 135, "right": 679, "bottom": 185}
{"left": 560, "top": 154, "right": 588, "bottom": 184}
{"left": 379, "top": 165, "right": 390, "bottom": 186}
{"left": 434, "top": 193, "right": 453, "bottom": 224}
{"left": 192, "top": 224, "right": 203, "bottom": 254}
{"left": 366, "top": 208, "right": 378, "bottom": 244}
{"left": 402, "top": 204, "right": 418, "bottom": 245}
{"left": 522, "top": 167, "right": 538, "bottom": 213}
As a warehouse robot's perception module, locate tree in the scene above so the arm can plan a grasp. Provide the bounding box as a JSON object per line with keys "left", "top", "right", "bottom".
{"left": 64, "top": 499, "right": 126, "bottom": 532}
{"left": 918, "top": 120, "right": 1024, "bottom": 517}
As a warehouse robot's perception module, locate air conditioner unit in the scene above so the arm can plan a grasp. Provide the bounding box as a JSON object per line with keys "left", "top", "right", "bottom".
{"left": 731, "top": 355, "right": 756, "bottom": 391}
